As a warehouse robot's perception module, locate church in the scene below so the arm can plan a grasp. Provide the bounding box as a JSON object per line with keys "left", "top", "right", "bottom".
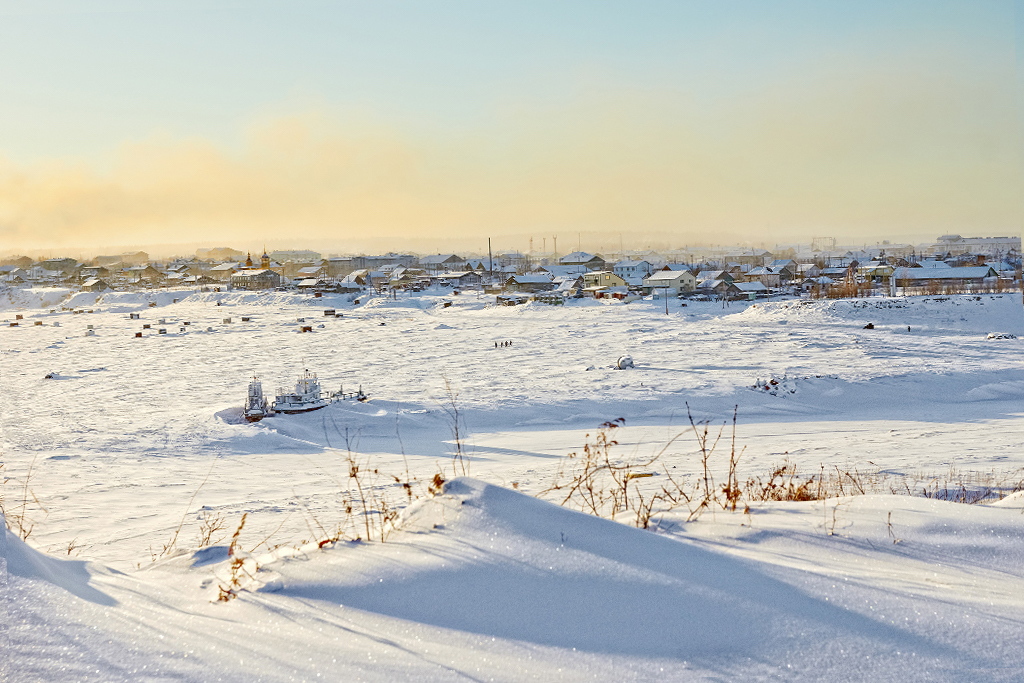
{"left": 229, "top": 249, "right": 285, "bottom": 290}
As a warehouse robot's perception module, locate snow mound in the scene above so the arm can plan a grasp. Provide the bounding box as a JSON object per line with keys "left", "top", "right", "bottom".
{"left": 987, "top": 332, "right": 1017, "bottom": 340}
{"left": 190, "top": 545, "right": 231, "bottom": 567}
{"left": 739, "top": 294, "right": 1024, "bottom": 334}
{"left": 988, "top": 491, "right": 1024, "bottom": 508}
{"left": 0, "top": 287, "right": 74, "bottom": 311}
{"left": 963, "top": 381, "right": 1024, "bottom": 401}
{"left": 3, "top": 526, "right": 116, "bottom": 606}
{"left": 266, "top": 478, "right": 920, "bottom": 661}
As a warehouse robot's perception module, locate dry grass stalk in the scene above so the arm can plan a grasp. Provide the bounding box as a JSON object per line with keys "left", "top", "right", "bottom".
{"left": 541, "top": 417, "right": 694, "bottom": 528}
{"left": 155, "top": 458, "right": 217, "bottom": 560}
{"left": 1, "top": 455, "right": 47, "bottom": 540}
{"left": 541, "top": 413, "right": 1024, "bottom": 532}
{"left": 196, "top": 509, "right": 226, "bottom": 548}
{"left": 439, "top": 374, "right": 469, "bottom": 476}
{"left": 277, "top": 425, "right": 427, "bottom": 552}
{"left": 218, "top": 513, "right": 256, "bottom": 602}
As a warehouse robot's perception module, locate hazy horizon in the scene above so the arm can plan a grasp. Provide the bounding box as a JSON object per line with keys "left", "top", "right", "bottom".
{"left": 4, "top": 228, "right": 996, "bottom": 263}
{"left": 1, "top": 1, "right": 1021, "bottom": 255}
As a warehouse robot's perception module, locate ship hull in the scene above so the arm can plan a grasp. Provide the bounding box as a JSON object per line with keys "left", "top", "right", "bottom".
{"left": 272, "top": 401, "right": 327, "bottom": 417}
{"left": 274, "top": 402, "right": 328, "bottom": 414}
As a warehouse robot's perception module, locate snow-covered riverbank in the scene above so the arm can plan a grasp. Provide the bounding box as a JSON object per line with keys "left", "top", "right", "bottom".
{"left": 3, "top": 290, "right": 1023, "bottom": 681}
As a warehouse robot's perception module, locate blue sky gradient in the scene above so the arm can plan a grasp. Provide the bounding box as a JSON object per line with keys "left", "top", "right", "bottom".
{"left": 0, "top": 1, "right": 1018, "bottom": 253}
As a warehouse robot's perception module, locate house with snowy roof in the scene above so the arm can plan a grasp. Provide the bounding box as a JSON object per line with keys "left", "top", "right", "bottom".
{"left": 1, "top": 267, "right": 29, "bottom": 284}
{"left": 123, "top": 265, "right": 162, "bottom": 282}
{"left": 182, "top": 274, "right": 216, "bottom": 286}
{"left": 859, "top": 262, "right": 894, "bottom": 282}
{"left": 583, "top": 271, "right": 628, "bottom": 290}
{"left": 498, "top": 252, "right": 528, "bottom": 269}
{"left": 296, "top": 265, "right": 327, "bottom": 279}
{"left": 697, "top": 279, "right": 738, "bottom": 297}
{"left": 733, "top": 281, "right": 768, "bottom": 299}
{"left": 81, "top": 278, "right": 111, "bottom": 292}
{"left": 505, "top": 273, "right": 556, "bottom": 293}
{"left": 40, "top": 257, "right": 79, "bottom": 275}
{"left": 612, "top": 260, "right": 652, "bottom": 285}
{"left": 643, "top": 269, "right": 696, "bottom": 295}
{"left": 26, "top": 266, "right": 64, "bottom": 282}
{"left": 558, "top": 251, "right": 606, "bottom": 271}
{"left": 439, "top": 271, "right": 483, "bottom": 288}
{"left": 795, "top": 263, "right": 821, "bottom": 278}
{"left": 893, "top": 266, "right": 998, "bottom": 288}
{"left": 769, "top": 259, "right": 798, "bottom": 272}
{"left": 553, "top": 275, "right": 583, "bottom": 295}
{"left": 209, "top": 262, "right": 239, "bottom": 281}
{"left": 798, "top": 276, "right": 835, "bottom": 292}
{"left": 230, "top": 268, "right": 284, "bottom": 290}
{"left": 296, "top": 278, "right": 328, "bottom": 290}
{"left": 928, "top": 234, "right": 1021, "bottom": 257}
{"left": 658, "top": 263, "right": 693, "bottom": 272}
{"left": 744, "top": 267, "right": 781, "bottom": 288}
{"left": 610, "top": 260, "right": 651, "bottom": 276}
{"left": 80, "top": 265, "right": 112, "bottom": 280}
{"left": 536, "top": 264, "right": 589, "bottom": 278}
{"left": 724, "top": 249, "right": 772, "bottom": 267}
{"left": 696, "top": 269, "right": 734, "bottom": 284}
{"left": 341, "top": 269, "right": 371, "bottom": 286}
{"left": 418, "top": 254, "right": 466, "bottom": 274}
{"left": 766, "top": 261, "right": 797, "bottom": 282}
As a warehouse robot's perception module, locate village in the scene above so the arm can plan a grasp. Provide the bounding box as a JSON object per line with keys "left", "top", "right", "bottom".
{"left": 7, "top": 2, "right": 1024, "bottom": 680}
{"left": 2, "top": 233, "right": 1021, "bottom": 305}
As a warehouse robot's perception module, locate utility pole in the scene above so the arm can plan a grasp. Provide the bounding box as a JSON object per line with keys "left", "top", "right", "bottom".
{"left": 553, "top": 236, "right": 557, "bottom": 259}
{"left": 488, "top": 238, "right": 493, "bottom": 286}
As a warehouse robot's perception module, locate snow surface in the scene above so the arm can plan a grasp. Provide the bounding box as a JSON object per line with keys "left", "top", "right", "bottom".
{"left": 3, "top": 287, "right": 1024, "bottom": 680}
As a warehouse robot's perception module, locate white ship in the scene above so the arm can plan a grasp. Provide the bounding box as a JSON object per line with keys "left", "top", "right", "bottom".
{"left": 273, "top": 369, "right": 329, "bottom": 414}
{"left": 243, "top": 376, "right": 270, "bottom": 422}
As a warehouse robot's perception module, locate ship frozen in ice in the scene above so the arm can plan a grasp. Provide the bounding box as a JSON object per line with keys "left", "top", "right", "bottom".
{"left": 243, "top": 376, "right": 270, "bottom": 422}
{"left": 272, "top": 369, "right": 330, "bottom": 414}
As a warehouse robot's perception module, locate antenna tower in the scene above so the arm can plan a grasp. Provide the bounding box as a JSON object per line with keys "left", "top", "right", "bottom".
{"left": 811, "top": 236, "right": 837, "bottom": 252}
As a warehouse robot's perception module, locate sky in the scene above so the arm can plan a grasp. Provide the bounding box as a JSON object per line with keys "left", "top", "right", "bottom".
{"left": 0, "top": 0, "right": 1019, "bottom": 257}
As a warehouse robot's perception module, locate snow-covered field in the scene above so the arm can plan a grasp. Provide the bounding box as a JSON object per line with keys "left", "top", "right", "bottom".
{"left": 3, "top": 287, "right": 1023, "bottom": 681}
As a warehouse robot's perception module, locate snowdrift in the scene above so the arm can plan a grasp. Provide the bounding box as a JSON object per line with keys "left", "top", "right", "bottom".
{"left": 3, "top": 523, "right": 115, "bottom": 606}
{"left": 0, "top": 287, "right": 75, "bottom": 312}
{"left": 272, "top": 478, "right": 912, "bottom": 659}
{"left": 738, "top": 293, "right": 1024, "bottom": 335}
{"left": 7, "top": 482, "right": 1024, "bottom": 681}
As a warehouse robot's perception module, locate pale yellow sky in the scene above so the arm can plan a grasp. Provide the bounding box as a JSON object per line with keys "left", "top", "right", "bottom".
{"left": 0, "top": 2, "right": 1018, "bottom": 257}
